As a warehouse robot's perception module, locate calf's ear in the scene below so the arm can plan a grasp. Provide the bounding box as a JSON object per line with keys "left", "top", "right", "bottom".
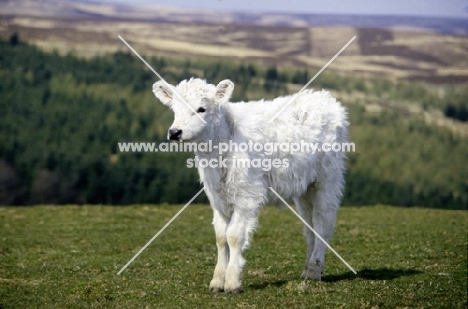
{"left": 215, "top": 79, "right": 234, "bottom": 104}
{"left": 153, "top": 81, "right": 174, "bottom": 106}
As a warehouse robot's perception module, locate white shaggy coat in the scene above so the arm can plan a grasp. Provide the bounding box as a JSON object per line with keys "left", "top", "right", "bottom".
{"left": 153, "top": 78, "right": 349, "bottom": 293}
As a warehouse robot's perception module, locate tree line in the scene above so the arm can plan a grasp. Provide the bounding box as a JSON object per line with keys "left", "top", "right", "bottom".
{"left": 0, "top": 35, "right": 466, "bottom": 209}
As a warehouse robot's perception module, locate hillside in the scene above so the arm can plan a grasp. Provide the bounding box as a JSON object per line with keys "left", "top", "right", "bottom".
{"left": 0, "top": 0, "right": 467, "bottom": 208}
{"left": 0, "top": 38, "right": 466, "bottom": 208}
{"left": 1, "top": 0, "right": 467, "bottom": 35}
{"left": 1, "top": 1, "right": 468, "bottom": 83}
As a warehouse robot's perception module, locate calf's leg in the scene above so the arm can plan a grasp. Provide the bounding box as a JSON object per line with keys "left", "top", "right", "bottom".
{"left": 224, "top": 210, "right": 257, "bottom": 294}
{"left": 293, "top": 195, "right": 315, "bottom": 279}
{"left": 209, "top": 210, "right": 229, "bottom": 292}
{"left": 301, "top": 179, "right": 342, "bottom": 280}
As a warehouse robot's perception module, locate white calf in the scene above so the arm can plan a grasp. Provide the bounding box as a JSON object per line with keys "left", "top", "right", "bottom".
{"left": 153, "top": 78, "right": 348, "bottom": 293}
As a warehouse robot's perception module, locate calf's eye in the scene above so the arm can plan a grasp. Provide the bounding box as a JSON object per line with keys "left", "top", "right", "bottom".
{"left": 197, "top": 107, "right": 206, "bottom": 113}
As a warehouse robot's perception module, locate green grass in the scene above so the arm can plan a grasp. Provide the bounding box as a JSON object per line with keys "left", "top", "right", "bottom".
{"left": 0, "top": 205, "right": 466, "bottom": 308}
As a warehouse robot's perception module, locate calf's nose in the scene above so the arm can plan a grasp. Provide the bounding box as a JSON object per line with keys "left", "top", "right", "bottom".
{"left": 168, "top": 128, "right": 182, "bottom": 140}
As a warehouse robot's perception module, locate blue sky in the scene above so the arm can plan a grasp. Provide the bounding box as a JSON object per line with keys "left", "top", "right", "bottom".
{"left": 100, "top": 0, "right": 468, "bottom": 18}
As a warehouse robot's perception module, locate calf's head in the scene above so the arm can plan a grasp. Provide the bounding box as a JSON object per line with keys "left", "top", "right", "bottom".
{"left": 153, "top": 78, "right": 234, "bottom": 141}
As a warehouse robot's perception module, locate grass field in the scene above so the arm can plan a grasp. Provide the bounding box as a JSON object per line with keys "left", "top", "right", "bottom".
{"left": 0, "top": 204, "right": 466, "bottom": 308}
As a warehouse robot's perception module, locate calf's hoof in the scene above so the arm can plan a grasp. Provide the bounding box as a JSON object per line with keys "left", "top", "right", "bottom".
{"left": 209, "top": 287, "right": 223, "bottom": 293}
{"left": 301, "top": 258, "right": 324, "bottom": 280}
{"left": 224, "top": 287, "right": 242, "bottom": 294}
{"left": 301, "top": 268, "right": 322, "bottom": 281}
{"left": 224, "top": 279, "right": 242, "bottom": 294}
{"left": 209, "top": 279, "right": 224, "bottom": 293}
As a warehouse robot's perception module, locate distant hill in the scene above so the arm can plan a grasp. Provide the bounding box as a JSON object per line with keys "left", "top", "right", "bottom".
{"left": 1, "top": 0, "right": 467, "bottom": 35}
{"left": 1, "top": 0, "right": 467, "bottom": 84}
{"left": 0, "top": 39, "right": 466, "bottom": 207}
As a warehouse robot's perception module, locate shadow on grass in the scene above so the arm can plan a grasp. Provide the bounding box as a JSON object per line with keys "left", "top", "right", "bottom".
{"left": 246, "top": 268, "right": 421, "bottom": 290}
{"left": 322, "top": 267, "right": 422, "bottom": 282}
{"left": 248, "top": 280, "right": 288, "bottom": 290}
